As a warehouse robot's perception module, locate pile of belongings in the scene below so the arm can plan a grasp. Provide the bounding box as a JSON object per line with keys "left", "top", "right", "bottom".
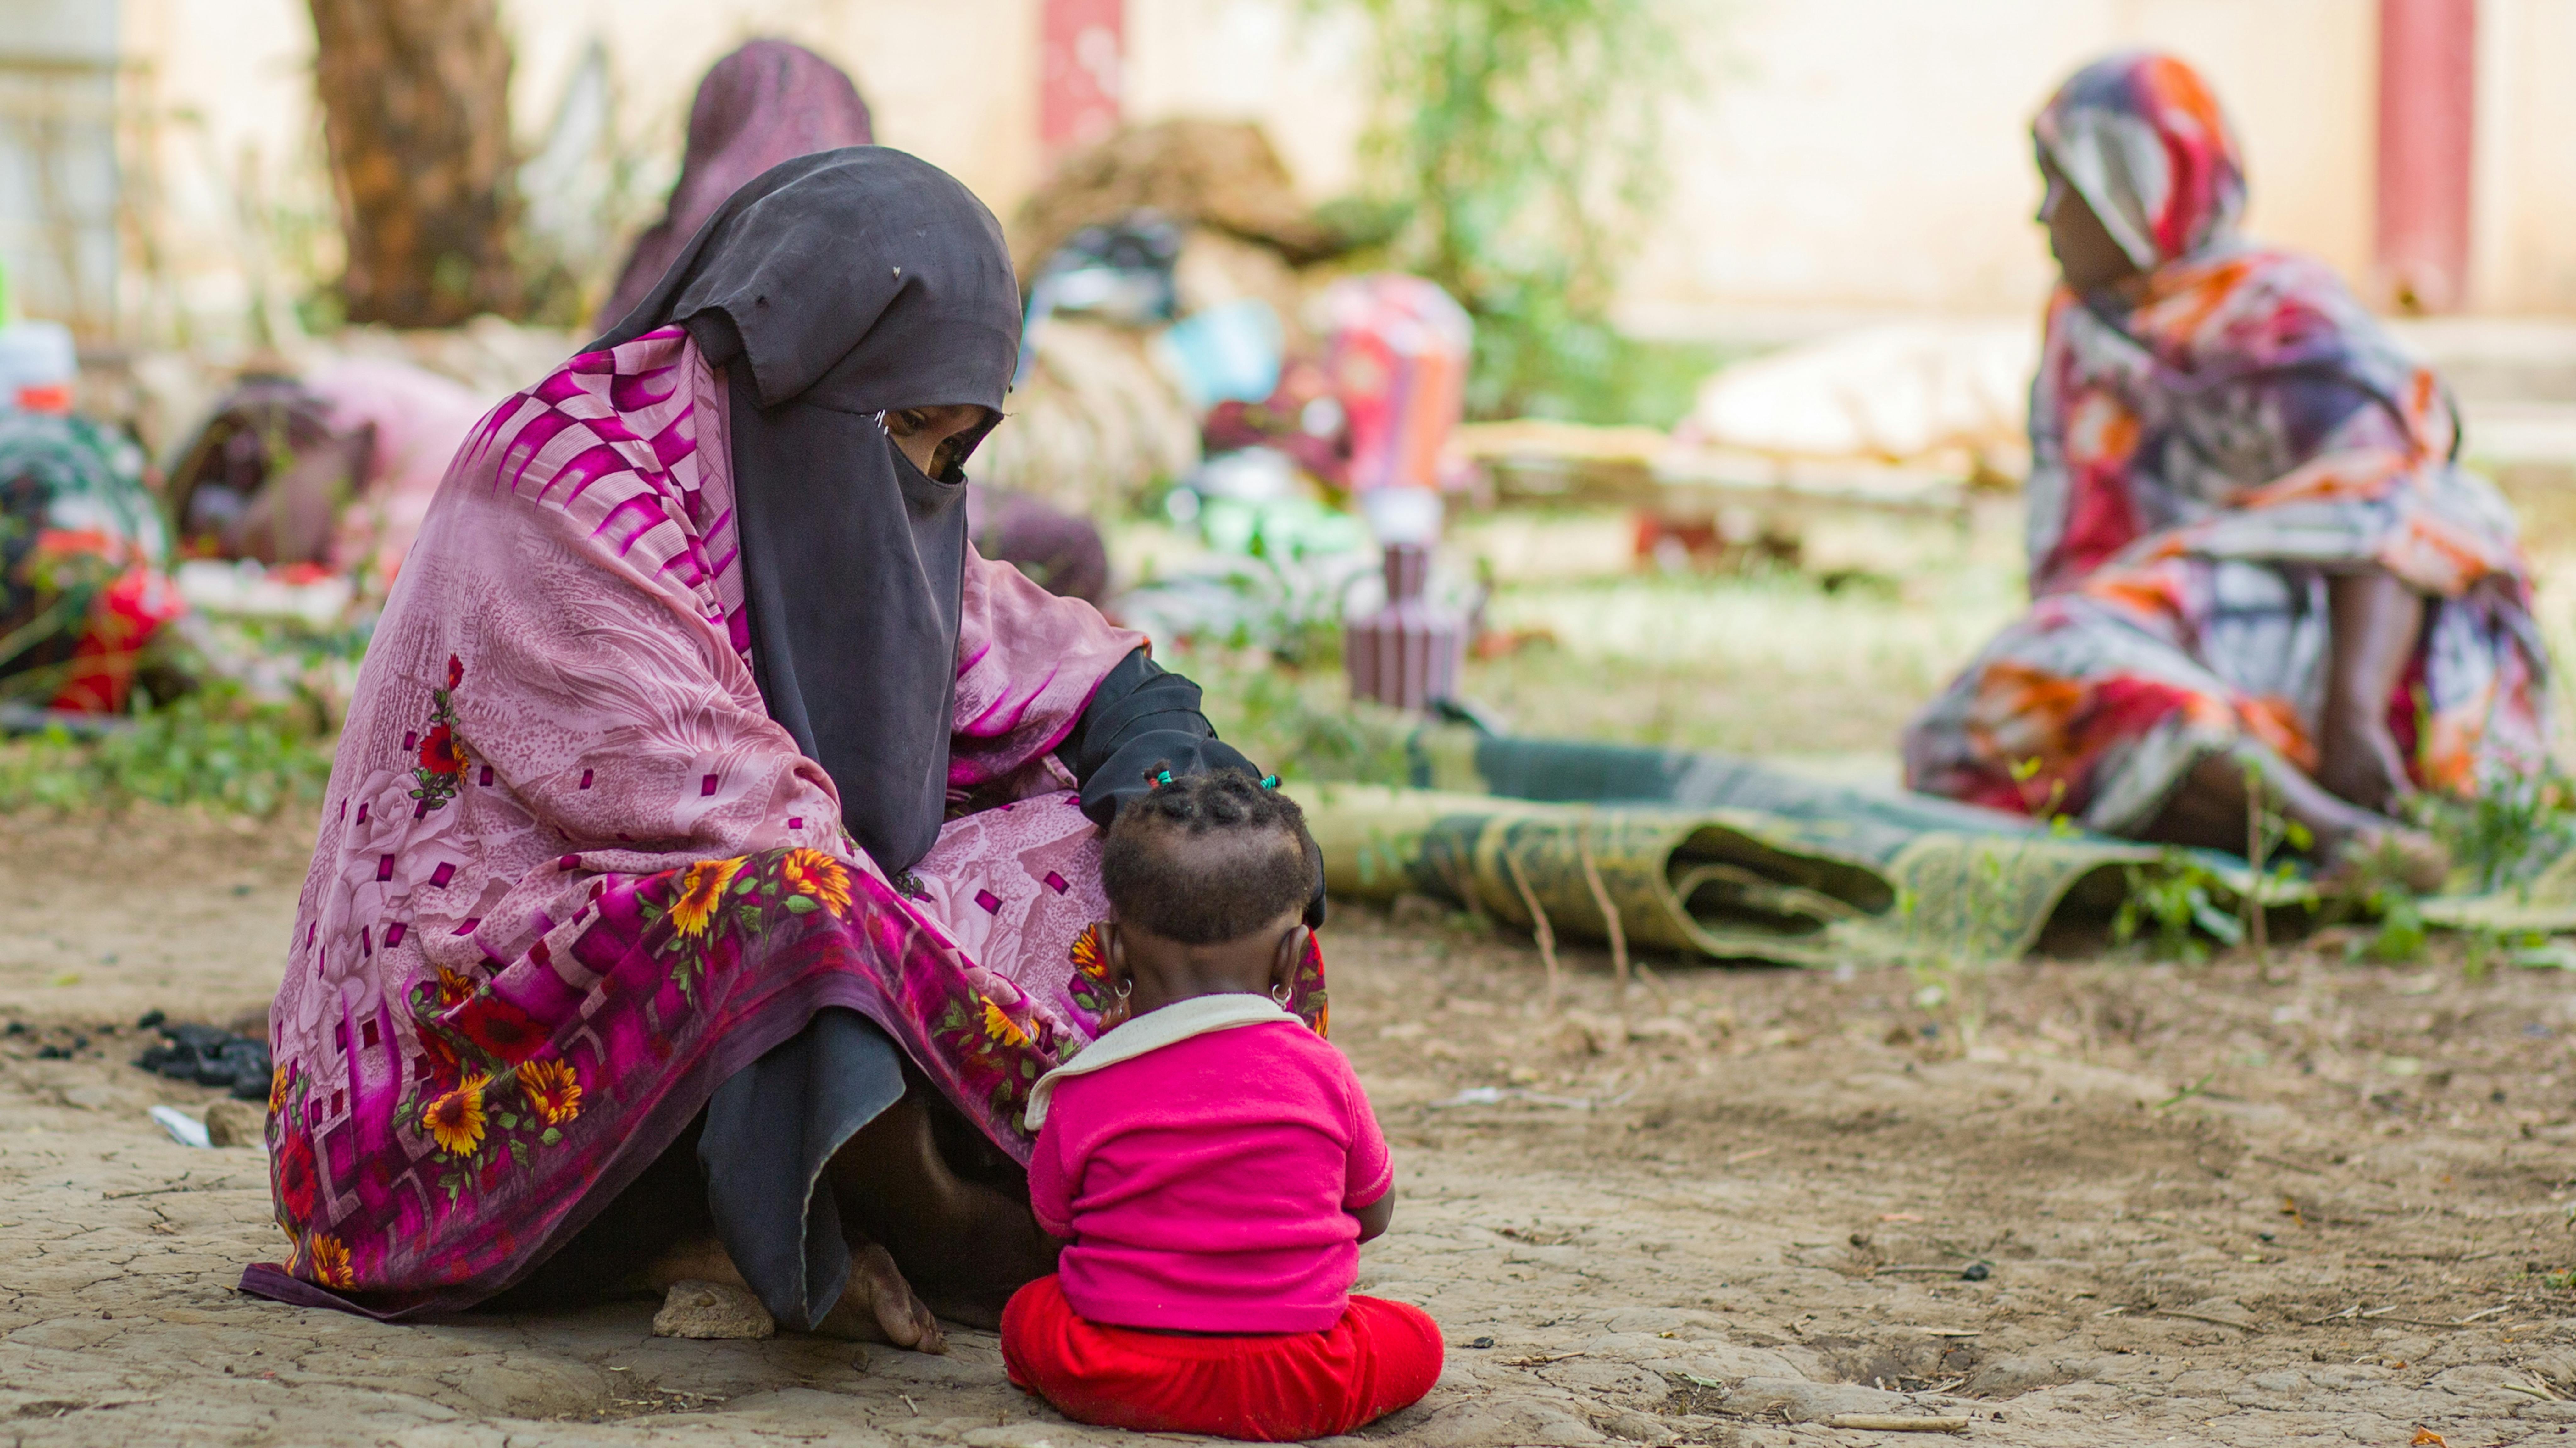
{"left": 988, "top": 122, "right": 1484, "bottom": 653}
{"left": 0, "top": 319, "right": 182, "bottom": 722}
{"left": 131, "top": 1010, "right": 273, "bottom": 1101}
{"left": 0, "top": 322, "right": 519, "bottom": 728}
{"left": 984, "top": 119, "right": 1474, "bottom": 532}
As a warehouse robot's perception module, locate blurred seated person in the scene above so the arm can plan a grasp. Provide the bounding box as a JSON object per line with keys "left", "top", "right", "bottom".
{"left": 166, "top": 357, "right": 487, "bottom": 596}
{"left": 1200, "top": 359, "right": 1349, "bottom": 490}
{"left": 1902, "top": 53, "right": 2545, "bottom": 890}
{"left": 970, "top": 486, "right": 1112, "bottom": 607}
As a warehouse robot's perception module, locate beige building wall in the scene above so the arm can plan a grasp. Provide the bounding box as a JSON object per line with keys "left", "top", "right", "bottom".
{"left": 2471, "top": 0, "right": 2576, "bottom": 314}
{"left": 77, "top": 0, "right": 2576, "bottom": 350}
{"left": 1618, "top": 0, "right": 2382, "bottom": 336}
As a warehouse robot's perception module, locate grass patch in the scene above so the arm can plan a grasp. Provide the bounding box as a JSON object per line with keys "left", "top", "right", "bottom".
{"left": 2417, "top": 762, "right": 2576, "bottom": 895}
{"left": 0, "top": 685, "right": 334, "bottom": 817}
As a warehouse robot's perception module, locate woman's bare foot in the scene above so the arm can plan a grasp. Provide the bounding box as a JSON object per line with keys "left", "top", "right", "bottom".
{"left": 2318, "top": 824, "right": 2451, "bottom": 896}
{"left": 644, "top": 1223, "right": 944, "bottom": 1352}
{"left": 828, "top": 1087, "right": 1060, "bottom": 1330}
{"left": 811, "top": 1241, "right": 946, "bottom": 1352}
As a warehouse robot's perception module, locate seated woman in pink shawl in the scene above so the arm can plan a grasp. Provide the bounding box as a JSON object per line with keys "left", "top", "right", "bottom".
{"left": 241, "top": 148, "right": 1322, "bottom": 1349}
{"left": 1904, "top": 53, "right": 2546, "bottom": 886}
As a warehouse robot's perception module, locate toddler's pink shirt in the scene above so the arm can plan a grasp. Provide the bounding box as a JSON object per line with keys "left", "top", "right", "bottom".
{"left": 1028, "top": 1017, "right": 1392, "bottom": 1334}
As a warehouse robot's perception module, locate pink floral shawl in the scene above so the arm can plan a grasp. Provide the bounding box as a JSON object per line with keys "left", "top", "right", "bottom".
{"left": 244, "top": 327, "right": 1159, "bottom": 1314}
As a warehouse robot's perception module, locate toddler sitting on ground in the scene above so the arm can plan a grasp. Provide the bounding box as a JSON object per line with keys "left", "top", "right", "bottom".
{"left": 1001, "top": 769, "right": 1442, "bottom": 1441}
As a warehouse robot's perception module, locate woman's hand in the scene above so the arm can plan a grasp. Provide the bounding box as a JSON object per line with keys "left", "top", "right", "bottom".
{"left": 2317, "top": 708, "right": 2416, "bottom": 815}
{"left": 2316, "top": 568, "right": 2427, "bottom": 814}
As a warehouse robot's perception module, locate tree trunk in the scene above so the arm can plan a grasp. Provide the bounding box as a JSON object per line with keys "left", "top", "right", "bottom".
{"left": 307, "top": 0, "right": 519, "bottom": 326}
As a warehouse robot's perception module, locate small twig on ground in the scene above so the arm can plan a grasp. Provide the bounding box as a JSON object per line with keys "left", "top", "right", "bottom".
{"left": 2457, "top": 1303, "right": 2515, "bottom": 1323}
{"left": 2361, "top": 1316, "right": 2484, "bottom": 1330}
{"left": 1505, "top": 851, "right": 1561, "bottom": 1012}
{"left": 1633, "top": 958, "right": 1674, "bottom": 1012}
{"left": 1824, "top": 1416, "right": 1968, "bottom": 1434}
{"left": 2254, "top": 1154, "right": 2327, "bottom": 1175}
{"left": 2152, "top": 1071, "right": 2218, "bottom": 1113}
{"left": 2152, "top": 1308, "right": 2261, "bottom": 1332}
{"left": 103, "top": 1176, "right": 245, "bottom": 1200}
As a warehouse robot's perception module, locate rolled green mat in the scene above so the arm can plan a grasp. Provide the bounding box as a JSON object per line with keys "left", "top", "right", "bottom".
{"left": 1301, "top": 783, "right": 2164, "bottom": 967}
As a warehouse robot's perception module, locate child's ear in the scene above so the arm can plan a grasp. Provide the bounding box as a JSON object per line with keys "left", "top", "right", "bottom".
{"left": 1104, "top": 923, "right": 1135, "bottom": 992}
{"left": 1270, "top": 924, "right": 1312, "bottom": 998}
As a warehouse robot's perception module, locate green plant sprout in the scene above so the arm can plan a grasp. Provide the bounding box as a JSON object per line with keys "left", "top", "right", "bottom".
{"left": 2238, "top": 760, "right": 2313, "bottom": 965}
{"left": 2113, "top": 850, "right": 2242, "bottom": 965}
{"left": 2417, "top": 757, "right": 2576, "bottom": 897}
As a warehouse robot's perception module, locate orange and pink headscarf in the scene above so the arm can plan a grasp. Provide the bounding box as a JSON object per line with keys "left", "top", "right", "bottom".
{"left": 2034, "top": 51, "right": 2246, "bottom": 272}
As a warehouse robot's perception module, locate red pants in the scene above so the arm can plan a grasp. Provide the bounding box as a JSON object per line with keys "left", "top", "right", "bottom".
{"left": 1001, "top": 1274, "right": 1444, "bottom": 1442}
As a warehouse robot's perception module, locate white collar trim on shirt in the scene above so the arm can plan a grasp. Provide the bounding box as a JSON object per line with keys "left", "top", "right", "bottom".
{"left": 1024, "top": 992, "right": 1294, "bottom": 1129}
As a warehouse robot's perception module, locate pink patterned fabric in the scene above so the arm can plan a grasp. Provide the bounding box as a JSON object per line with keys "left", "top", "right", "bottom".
{"left": 238, "top": 326, "right": 1268, "bottom": 1317}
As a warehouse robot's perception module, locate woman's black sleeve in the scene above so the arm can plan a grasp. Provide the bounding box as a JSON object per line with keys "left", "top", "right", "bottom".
{"left": 1061, "top": 649, "right": 1255, "bottom": 825}
{"left": 1060, "top": 648, "right": 1325, "bottom": 927}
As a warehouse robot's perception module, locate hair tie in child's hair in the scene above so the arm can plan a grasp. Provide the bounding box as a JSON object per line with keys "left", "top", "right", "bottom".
{"left": 1260, "top": 775, "right": 1279, "bottom": 789}
{"left": 1152, "top": 769, "right": 1174, "bottom": 788}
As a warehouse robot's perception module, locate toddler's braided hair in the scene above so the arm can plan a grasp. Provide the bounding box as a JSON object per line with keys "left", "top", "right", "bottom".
{"left": 1102, "top": 767, "right": 1317, "bottom": 944}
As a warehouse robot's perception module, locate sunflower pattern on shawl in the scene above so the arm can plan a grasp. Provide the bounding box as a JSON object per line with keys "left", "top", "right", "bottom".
{"left": 1902, "top": 52, "right": 2548, "bottom": 830}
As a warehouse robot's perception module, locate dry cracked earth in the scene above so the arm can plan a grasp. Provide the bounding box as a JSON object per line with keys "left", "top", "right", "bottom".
{"left": 2, "top": 809, "right": 2576, "bottom": 1445}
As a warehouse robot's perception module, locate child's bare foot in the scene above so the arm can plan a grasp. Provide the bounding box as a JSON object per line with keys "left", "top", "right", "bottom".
{"left": 811, "top": 1241, "right": 946, "bottom": 1352}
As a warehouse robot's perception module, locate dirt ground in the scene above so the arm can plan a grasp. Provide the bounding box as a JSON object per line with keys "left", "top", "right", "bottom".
{"left": 4, "top": 810, "right": 2576, "bottom": 1446}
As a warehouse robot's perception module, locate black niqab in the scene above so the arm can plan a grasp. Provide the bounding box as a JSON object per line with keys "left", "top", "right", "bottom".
{"left": 590, "top": 147, "right": 1020, "bottom": 874}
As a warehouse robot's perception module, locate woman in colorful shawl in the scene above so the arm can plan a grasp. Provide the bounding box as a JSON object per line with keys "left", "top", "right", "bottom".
{"left": 242, "top": 148, "right": 1320, "bottom": 1351}
{"left": 1903, "top": 52, "right": 2545, "bottom": 885}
